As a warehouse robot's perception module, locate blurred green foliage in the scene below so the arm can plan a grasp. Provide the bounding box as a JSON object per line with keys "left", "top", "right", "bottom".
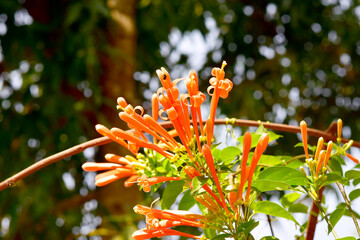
{"left": 1, "top": 0, "right": 360, "bottom": 239}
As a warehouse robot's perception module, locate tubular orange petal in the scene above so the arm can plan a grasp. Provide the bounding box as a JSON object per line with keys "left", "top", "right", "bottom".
{"left": 337, "top": 119, "right": 343, "bottom": 139}
{"left": 202, "top": 145, "right": 229, "bottom": 213}
{"left": 315, "top": 150, "right": 326, "bottom": 177}
{"left": 82, "top": 162, "right": 121, "bottom": 172}
{"left": 183, "top": 166, "right": 224, "bottom": 209}
{"left": 206, "top": 118, "right": 214, "bottom": 146}
{"left": 124, "top": 175, "right": 139, "bottom": 187}
{"left": 246, "top": 133, "right": 269, "bottom": 202}
{"left": 300, "top": 120, "right": 309, "bottom": 159}
{"left": 151, "top": 93, "right": 159, "bottom": 123}
{"left": 195, "top": 195, "right": 217, "bottom": 213}
{"left": 110, "top": 128, "right": 173, "bottom": 159}
{"left": 323, "top": 141, "right": 333, "bottom": 167}
{"left": 119, "top": 112, "right": 173, "bottom": 149}
{"left": 132, "top": 228, "right": 202, "bottom": 240}
{"left": 138, "top": 176, "right": 181, "bottom": 192}
{"left": 94, "top": 169, "right": 135, "bottom": 187}
{"left": 238, "top": 132, "right": 252, "bottom": 201}
{"left": 95, "top": 124, "right": 128, "bottom": 149}
{"left": 143, "top": 114, "right": 179, "bottom": 147}
{"left": 314, "top": 137, "right": 324, "bottom": 161}
{"left": 104, "top": 153, "right": 132, "bottom": 165}
{"left": 346, "top": 153, "right": 360, "bottom": 164}
{"left": 117, "top": 97, "right": 128, "bottom": 109}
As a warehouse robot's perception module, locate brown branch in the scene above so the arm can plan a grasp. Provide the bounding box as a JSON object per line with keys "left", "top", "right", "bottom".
{"left": 1, "top": 119, "right": 359, "bottom": 192}
{"left": 305, "top": 187, "right": 324, "bottom": 240}
{"left": 0, "top": 136, "right": 112, "bottom": 191}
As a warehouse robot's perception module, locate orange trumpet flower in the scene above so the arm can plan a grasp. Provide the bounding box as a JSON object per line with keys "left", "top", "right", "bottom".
{"left": 132, "top": 228, "right": 202, "bottom": 240}
{"left": 137, "top": 176, "right": 182, "bottom": 192}
{"left": 202, "top": 144, "right": 230, "bottom": 213}
{"left": 237, "top": 132, "right": 252, "bottom": 201}
{"left": 300, "top": 120, "right": 309, "bottom": 159}
{"left": 245, "top": 133, "right": 269, "bottom": 202}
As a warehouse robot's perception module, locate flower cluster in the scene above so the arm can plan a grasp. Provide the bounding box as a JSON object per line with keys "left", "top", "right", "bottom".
{"left": 300, "top": 119, "right": 359, "bottom": 194}
{"left": 82, "top": 61, "right": 270, "bottom": 239}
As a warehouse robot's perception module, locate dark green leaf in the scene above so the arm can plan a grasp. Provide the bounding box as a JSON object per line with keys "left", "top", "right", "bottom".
{"left": 211, "top": 233, "right": 231, "bottom": 240}
{"left": 354, "top": 178, "right": 360, "bottom": 186}
{"left": 178, "top": 189, "right": 196, "bottom": 210}
{"left": 236, "top": 219, "right": 259, "bottom": 236}
{"left": 324, "top": 172, "right": 347, "bottom": 186}
{"left": 219, "top": 146, "right": 241, "bottom": 164}
{"left": 161, "top": 180, "right": 185, "bottom": 209}
{"left": 191, "top": 176, "right": 208, "bottom": 194}
{"left": 288, "top": 203, "right": 308, "bottom": 213}
{"left": 253, "top": 201, "right": 300, "bottom": 225}
{"left": 328, "top": 156, "right": 344, "bottom": 176}
{"left": 328, "top": 205, "right": 347, "bottom": 234}
{"left": 345, "top": 170, "right": 360, "bottom": 180}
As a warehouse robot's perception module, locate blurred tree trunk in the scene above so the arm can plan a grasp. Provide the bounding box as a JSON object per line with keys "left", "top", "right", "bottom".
{"left": 97, "top": 0, "right": 142, "bottom": 234}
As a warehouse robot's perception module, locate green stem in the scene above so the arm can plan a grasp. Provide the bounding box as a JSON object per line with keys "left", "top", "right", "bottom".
{"left": 327, "top": 166, "right": 360, "bottom": 237}
{"left": 335, "top": 181, "right": 360, "bottom": 236}
{"left": 308, "top": 189, "right": 338, "bottom": 239}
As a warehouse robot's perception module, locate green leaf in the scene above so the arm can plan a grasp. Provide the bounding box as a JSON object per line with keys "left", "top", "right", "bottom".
{"left": 204, "top": 228, "right": 216, "bottom": 239}
{"left": 253, "top": 201, "right": 300, "bottom": 225}
{"left": 236, "top": 219, "right": 259, "bottom": 236}
{"left": 252, "top": 179, "right": 292, "bottom": 192}
{"left": 328, "top": 205, "right": 347, "bottom": 234}
{"left": 256, "top": 166, "right": 308, "bottom": 186}
{"left": 345, "top": 170, "right": 360, "bottom": 180}
{"left": 191, "top": 176, "right": 208, "bottom": 194}
{"left": 161, "top": 180, "right": 184, "bottom": 209}
{"left": 324, "top": 172, "right": 348, "bottom": 186}
{"left": 328, "top": 157, "right": 344, "bottom": 176}
{"left": 337, "top": 237, "right": 356, "bottom": 240}
{"left": 212, "top": 148, "right": 221, "bottom": 160}
{"left": 258, "top": 155, "right": 283, "bottom": 166}
{"left": 211, "top": 233, "right": 231, "bottom": 240}
{"left": 267, "top": 131, "right": 283, "bottom": 143}
{"left": 219, "top": 146, "right": 241, "bottom": 164}
{"left": 280, "top": 192, "right": 301, "bottom": 208}
{"left": 288, "top": 203, "right": 308, "bottom": 213}
{"left": 260, "top": 237, "right": 280, "bottom": 240}
{"left": 349, "top": 189, "right": 360, "bottom": 201}
{"left": 354, "top": 178, "right": 360, "bottom": 186}
{"left": 178, "top": 189, "right": 196, "bottom": 210}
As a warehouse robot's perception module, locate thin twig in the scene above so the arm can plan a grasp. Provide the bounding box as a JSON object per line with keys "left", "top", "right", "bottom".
{"left": 335, "top": 182, "right": 360, "bottom": 236}
{"left": 1, "top": 119, "right": 359, "bottom": 192}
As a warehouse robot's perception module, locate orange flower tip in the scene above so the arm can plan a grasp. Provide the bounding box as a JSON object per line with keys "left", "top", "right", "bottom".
{"left": 95, "top": 124, "right": 110, "bottom": 135}
{"left": 221, "top": 61, "right": 227, "bottom": 71}
{"left": 117, "top": 97, "right": 128, "bottom": 109}
{"left": 104, "top": 153, "right": 115, "bottom": 159}
{"left": 337, "top": 119, "right": 343, "bottom": 133}
{"left": 82, "top": 162, "right": 121, "bottom": 171}
{"left": 300, "top": 120, "right": 307, "bottom": 129}
{"left": 346, "top": 153, "right": 360, "bottom": 164}
{"left": 95, "top": 174, "right": 120, "bottom": 187}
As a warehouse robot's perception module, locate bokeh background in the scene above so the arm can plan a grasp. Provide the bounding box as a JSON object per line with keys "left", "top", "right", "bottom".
{"left": 1, "top": 0, "right": 360, "bottom": 239}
